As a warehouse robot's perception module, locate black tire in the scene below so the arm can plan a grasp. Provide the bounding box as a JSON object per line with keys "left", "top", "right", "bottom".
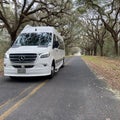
{"left": 10, "top": 76, "right": 19, "bottom": 80}
{"left": 61, "top": 58, "right": 65, "bottom": 68}
{"left": 49, "top": 64, "right": 55, "bottom": 79}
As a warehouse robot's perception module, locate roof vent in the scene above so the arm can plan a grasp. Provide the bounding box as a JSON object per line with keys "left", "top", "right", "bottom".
{"left": 25, "top": 25, "right": 31, "bottom": 28}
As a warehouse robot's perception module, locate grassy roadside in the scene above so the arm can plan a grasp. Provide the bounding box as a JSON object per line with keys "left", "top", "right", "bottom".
{"left": 81, "top": 56, "right": 120, "bottom": 91}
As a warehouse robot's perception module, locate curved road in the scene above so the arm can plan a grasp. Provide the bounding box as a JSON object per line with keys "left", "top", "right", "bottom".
{"left": 0, "top": 56, "right": 120, "bottom": 120}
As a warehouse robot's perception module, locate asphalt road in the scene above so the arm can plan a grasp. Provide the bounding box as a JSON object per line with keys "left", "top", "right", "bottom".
{"left": 0, "top": 56, "right": 120, "bottom": 120}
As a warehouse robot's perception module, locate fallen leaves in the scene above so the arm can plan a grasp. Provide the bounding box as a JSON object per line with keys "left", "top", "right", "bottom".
{"left": 0, "top": 59, "right": 3, "bottom": 72}
{"left": 82, "top": 56, "right": 120, "bottom": 91}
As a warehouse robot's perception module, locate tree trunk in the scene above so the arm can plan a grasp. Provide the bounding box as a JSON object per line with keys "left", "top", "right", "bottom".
{"left": 86, "top": 49, "right": 90, "bottom": 55}
{"left": 90, "top": 49, "right": 93, "bottom": 56}
{"left": 114, "top": 41, "right": 118, "bottom": 56}
{"left": 100, "top": 45, "right": 103, "bottom": 56}
{"left": 10, "top": 32, "right": 17, "bottom": 46}
{"left": 93, "top": 46, "right": 97, "bottom": 56}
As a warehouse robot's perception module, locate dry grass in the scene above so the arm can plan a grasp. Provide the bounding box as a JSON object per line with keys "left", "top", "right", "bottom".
{"left": 82, "top": 56, "right": 120, "bottom": 90}
{"left": 0, "top": 59, "right": 3, "bottom": 71}
{"left": 0, "top": 59, "right": 3, "bottom": 75}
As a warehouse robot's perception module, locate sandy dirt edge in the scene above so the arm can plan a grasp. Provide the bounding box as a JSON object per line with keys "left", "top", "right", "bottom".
{"left": 82, "top": 56, "right": 120, "bottom": 91}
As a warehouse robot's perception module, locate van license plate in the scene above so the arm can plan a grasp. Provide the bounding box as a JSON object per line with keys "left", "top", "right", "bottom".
{"left": 17, "top": 68, "right": 26, "bottom": 74}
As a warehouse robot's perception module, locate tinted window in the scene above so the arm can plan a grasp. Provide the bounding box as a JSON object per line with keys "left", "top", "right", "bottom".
{"left": 53, "top": 35, "right": 58, "bottom": 48}
{"left": 13, "top": 32, "right": 52, "bottom": 47}
{"left": 57, "top": 37, "right": 64, "bottom": 50}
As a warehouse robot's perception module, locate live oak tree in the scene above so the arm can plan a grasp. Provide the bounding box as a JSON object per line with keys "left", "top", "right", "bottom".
{"left": 86, "top": 17, "right": 106, "bottom": 56}
{"left": 76, "top": 0, "right": 120, "bottom": 56}
{"left": 75, "top": 7, "right": 107, "bottom": 56}
{"left": 84, "top": 0, "right": 120, "bottom": 56}
{"left": 0, "top": 0, "right": 72, "bottom": 45}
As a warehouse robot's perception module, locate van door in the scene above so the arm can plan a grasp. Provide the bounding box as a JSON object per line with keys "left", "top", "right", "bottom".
{"left": 53, "top": 35, "right": 59, "bottom": 67}
{"left": 57, "top": 37, "right": 65, "bottom": 60}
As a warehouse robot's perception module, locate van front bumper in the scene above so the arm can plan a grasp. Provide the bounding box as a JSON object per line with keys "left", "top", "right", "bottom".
{"left": 4, "top": 65, "right": 51, "bottom": 77}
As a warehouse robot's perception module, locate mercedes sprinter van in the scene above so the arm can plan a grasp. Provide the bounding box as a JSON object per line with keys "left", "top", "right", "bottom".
{"left": 4, "top": 25, "right": 65, "bottom": 78}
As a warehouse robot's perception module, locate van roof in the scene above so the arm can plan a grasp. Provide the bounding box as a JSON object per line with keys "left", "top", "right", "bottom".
{"left": 21, "top": 25, "right": 58, "bottom": 33}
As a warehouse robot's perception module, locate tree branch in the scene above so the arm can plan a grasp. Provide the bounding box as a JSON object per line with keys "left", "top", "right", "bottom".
{"left": 112, "top": 7, "right": 120, "bottom": 29}
{"left": 0, "top": 11, "right": 11, "bottom": 33}
{"left": 24, "top": 0, "right": 35, "bottom": 14}
{"left": 21, "top": 0, "right": 27, "bottom": 13}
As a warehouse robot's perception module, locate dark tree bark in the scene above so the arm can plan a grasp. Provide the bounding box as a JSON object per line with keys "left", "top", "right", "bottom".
{"left": 86, "top": 0, "right": 120, "bottom": 56}
{"left": 0, "top": 0, "right": 71, "bottom": 45}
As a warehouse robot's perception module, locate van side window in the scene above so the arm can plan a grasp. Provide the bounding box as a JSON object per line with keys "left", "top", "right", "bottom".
{"left": 53, "top": 35, "right": 59, "bottom": 48}
{"left": 53, "top": 35, "right": 56, "bottom": 42}
{"left": 57, "top": 37, "right": 65, "bottom": 50}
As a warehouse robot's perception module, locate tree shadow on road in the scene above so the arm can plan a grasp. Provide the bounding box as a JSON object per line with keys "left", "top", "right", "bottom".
{"left": 4, "top": 76, "right": 49, "bottom": 83}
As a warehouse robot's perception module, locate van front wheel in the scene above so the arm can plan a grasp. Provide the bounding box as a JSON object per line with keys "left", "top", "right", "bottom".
{"left": 49, "top": 64, "right": 55, "bottom": 79}
{"left": 61, "top": 58, "right": 65, "bottom": 68}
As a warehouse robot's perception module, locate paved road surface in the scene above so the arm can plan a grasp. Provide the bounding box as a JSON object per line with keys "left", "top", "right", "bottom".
{"left": 0, "top": 56, "right": 120, "bottom": 120}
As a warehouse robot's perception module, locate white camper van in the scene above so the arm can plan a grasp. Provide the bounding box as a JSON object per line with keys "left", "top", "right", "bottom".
{"left": 4, "top": 25, "right": 65, "bottom": 78}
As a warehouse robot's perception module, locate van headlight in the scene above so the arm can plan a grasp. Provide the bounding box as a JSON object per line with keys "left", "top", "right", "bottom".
{"left": 4, "top": 53, "right": 9, "bottom": 59}
{"left": 40, "top": 52, "right": 50, "bottom": 58}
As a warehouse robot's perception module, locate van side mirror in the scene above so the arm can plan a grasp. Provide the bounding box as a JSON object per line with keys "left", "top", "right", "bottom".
{"left": 53, "top": 41, "right": 59, "bottom": 48}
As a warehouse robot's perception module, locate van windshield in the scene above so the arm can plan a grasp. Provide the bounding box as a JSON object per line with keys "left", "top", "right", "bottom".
{"left": 13, "top": 32, "right": 52, "bottom": 47}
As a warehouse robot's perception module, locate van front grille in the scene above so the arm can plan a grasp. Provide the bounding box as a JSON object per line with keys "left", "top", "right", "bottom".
{"left": 9, "top": 53, "right": 37, "bottom": 63}
{"left": 12, "top": 65, "right": 34, "bottom": 68}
